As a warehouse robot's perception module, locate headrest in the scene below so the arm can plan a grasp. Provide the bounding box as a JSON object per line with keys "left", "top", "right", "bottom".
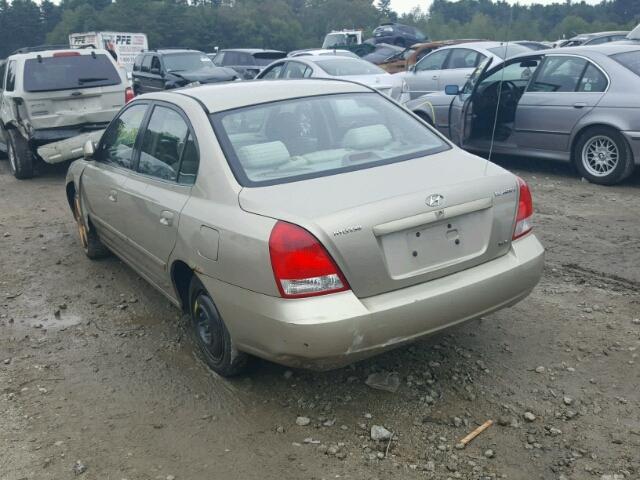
{"left": 237, "top": 141, "right": 290, "bottom": 169}
{"left": 342, "top": 124, "right": 392, "bottom": 150}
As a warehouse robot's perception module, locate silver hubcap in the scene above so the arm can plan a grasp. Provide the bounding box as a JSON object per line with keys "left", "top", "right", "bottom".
{"left": 8, "top": 142, "right": 17, "bottom": 172}
{"left": 582, "top": 135, "right": 618, "bottom": 177}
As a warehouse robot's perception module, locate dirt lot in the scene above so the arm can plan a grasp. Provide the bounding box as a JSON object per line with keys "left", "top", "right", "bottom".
{"left": 1, "top": 156, "right": 639, "bottom": 480}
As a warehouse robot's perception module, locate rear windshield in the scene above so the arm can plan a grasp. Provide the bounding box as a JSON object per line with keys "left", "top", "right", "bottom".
{"left": 611, "top": 50, "right": 640, "bottom": 76}
{"left": 254, "top": 53, "right": 286, "bottom": 66}
{"left": 487, "top": 44, "right": 532, "bottom": 59}
{"left": 24, "top": 54, "right": 121, "bottom": 92}
{"left": 164, "top": 53, "right": 213, "bottom": 72}
{"left": 211, "top": 92, "right": 449, "bottom": 187}
{"left": 314, "top": 58, "right": 384, "bottom": 76}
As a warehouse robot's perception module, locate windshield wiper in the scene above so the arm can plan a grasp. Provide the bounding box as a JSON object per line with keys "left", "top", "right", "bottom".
{"left": 78, "top": 77, "right": 108, "bottom": 83}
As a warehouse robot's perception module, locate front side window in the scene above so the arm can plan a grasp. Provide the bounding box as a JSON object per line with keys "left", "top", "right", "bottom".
{"left": 476, "top": 59, "right": 540, "bottom": 94}
{"left": 150, "top": 56, "right": 161, "bottom": 72}
{"left": 212, "top": 52, "right": 224, "bottom": 65}
{"left": 138, "top": 106, "right": 190, "bottom": 181}
{"left": 314, "top": 58, "right": 384, "bottom": 76}
{"left": 415, "top": 49, "right": 449, "bottom": 72}
{"left": 212, "top": 92, "right": 449, "bottom": 186}
{"left": 23, "top": 54, "right": 121, "bottom": 92}
{"left": 98, "top": 104, "right": 148, "bottom": 169}
{"left": 528, "top": 56, "right": 587, "bottom": 92}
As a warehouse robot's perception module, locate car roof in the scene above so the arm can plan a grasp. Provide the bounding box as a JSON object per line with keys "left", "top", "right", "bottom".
{"left": 167, "top": 79, "right": 372, "bottom": 113}
{"left": 550, "top": 44, "right": 640, "bottom": 56}
{"left": 438, "top": 41, "right": 511, "bottom": 51}
{"left": 221, "top": 48, "right": 284, "bottom": 55}
{"left": 154, "top": 49, "right": 202, "bottom": 55}
{"left": 8, "top": 48, "right": 114, "bottom": 60}
{"left": 570, "top": 31, "right": 628, "bottom": 40}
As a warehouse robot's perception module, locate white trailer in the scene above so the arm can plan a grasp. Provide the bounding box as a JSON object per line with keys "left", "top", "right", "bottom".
{"left": 69, "top": 31, "right": 149, "bottom": 74}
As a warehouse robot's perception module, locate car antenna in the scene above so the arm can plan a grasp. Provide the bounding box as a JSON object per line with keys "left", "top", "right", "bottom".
{"left": 485, "top": 7, "right": 514, "bottom": 175}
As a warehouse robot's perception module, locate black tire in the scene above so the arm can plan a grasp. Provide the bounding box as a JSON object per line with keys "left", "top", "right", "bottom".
{"left": 415, "top": 111, "right": 433, "bottom": 126}
{"left": 574, "top": 127, "right": 635, "bottom": 186}
{"left": 73, "top": 193, "right": 110, "bottom": 259}
{"left": 7, "top": 129, "right": 34, "bottom": 179}
{"left": 188, "top": 276, "right": 249, "bottom": 377}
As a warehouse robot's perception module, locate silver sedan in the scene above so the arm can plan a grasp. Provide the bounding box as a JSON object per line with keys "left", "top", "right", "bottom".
{"left": 255, "top": 55, "right": 410, "bottom": 103}
{"left": 66, "top": 80, "right": 544, "bottom": 375}
{"left": 407, "top": 44, "right": 640, "bottom": 185}
{"left": 395, "top": 41, "right": 534, "bottom": 99}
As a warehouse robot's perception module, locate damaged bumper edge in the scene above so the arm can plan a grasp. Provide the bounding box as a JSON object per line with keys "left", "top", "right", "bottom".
{"left": 199, "top": 234, "right": 545, "bottom": 370}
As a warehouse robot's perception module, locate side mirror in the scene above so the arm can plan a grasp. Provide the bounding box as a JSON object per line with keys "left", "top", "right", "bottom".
{"left": 444, "top": 84, "right": 460, "bottom": 95}
{"left": 83, "top": 140, "right": 96, "bottom": 160}
{"left": 150, "top": 67, "right": 161, "bottom": 75}
{"left": 408, "top": 64, "right": 416, "bottom": 73}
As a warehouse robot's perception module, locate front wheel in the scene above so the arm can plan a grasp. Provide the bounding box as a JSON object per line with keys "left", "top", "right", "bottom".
{"left": 189, "top": 277, "right": 249, "bottom": 377}
{"left": 574, "top": 127, "right": 635, "bottom": 185}
{"left": 7, "top": 130, "right": 34, "bottom": 179}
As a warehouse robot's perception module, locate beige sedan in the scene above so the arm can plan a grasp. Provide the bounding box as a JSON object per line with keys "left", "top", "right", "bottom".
{"left": 65, "top": 79, "right": 544, "bottom": 376}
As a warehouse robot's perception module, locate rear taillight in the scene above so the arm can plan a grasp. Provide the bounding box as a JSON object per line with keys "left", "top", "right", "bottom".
{"left": 513, "top": 177, "right": 533, "bottom": 240}
{"left": 125, "top": 87, "right": 135, "bottom": 103}
{"left": 269, "top": 221, "right": 350, "bottom": 298}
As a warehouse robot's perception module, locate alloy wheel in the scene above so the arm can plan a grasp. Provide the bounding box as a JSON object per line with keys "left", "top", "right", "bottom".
{"left": 581, "top": 135, "right": 619, "bottom": 177}
{"left": 193, "top": 296, "right": 224, "bottom": 362}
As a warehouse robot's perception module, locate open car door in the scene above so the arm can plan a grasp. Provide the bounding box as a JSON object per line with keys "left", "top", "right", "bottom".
{"left": 448, "top": 57, "right": 493, "bottom": 146}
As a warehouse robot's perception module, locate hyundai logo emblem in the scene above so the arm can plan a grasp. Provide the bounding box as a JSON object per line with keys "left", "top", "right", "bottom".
{"left": 426, "top": 194, "right": 445, "bottom": 208}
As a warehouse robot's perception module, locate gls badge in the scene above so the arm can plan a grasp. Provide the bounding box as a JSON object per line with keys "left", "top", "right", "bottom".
{"left": 426, "top": 194, "right": 445, "bottom": 208}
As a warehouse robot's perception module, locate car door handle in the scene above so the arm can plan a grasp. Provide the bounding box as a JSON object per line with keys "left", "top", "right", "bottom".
{"left": 159, "top": 211, "right": 174, "bottom": 227}
{"left": 108, "top": 190, "right": 117, "bottom": 202}
{"left": 432, "top": 75, "right": 439, "bottom": 80}
{"left": 573, "top": 102, "right": 588, "bottom": 109}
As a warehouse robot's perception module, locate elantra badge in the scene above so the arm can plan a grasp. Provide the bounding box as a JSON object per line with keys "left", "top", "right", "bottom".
{"left": 426, "top": 194, "right": 445, "bottom": 208}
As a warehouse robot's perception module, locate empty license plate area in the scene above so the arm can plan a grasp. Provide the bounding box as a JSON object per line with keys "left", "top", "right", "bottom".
{"left": 380, "top": 208, "right": 493, "bottom": 279}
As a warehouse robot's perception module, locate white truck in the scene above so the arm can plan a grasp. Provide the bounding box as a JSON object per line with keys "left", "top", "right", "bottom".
{"left": 69, "top": 32, "right": 149, "bottom": 75}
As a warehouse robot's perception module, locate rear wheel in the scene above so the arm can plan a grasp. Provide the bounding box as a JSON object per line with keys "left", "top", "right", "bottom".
{"left": 574, "top": 127, "right": 635, "bottom": 185}
{"left": 73, "top": 193, "right": 110, "bottom": 259}
{"left": 189, "top": 277, "right": 249, "bottom": 377}
{"left": 7, "top": 130, "right": 34, "bottom": 179}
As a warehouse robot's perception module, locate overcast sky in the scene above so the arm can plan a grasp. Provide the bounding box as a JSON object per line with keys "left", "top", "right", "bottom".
{"left": 390, "top": 0, "right": 601, "bottom": 14}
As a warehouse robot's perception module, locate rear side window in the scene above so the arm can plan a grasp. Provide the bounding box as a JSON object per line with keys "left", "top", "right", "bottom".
{"left": 141, "top": 55, "right": 152, "bottom": 72}
{"left": 611, "top": 50, "right": 640, "bottom": 77}
{"left": 138, "top": 106, "right": 189, "bottom": 181}
{"left": 98, "top": 104, "right": 147, "bottom": 169}
{"left": 0, "top": 62, "right": 6, "bottom": 90}
{"left": 23, "top": 54, "right": 121, "bottom": 92}
{"left": 133, "top": 55, "right": 142, "bottom": 72}
{"left": 446, "top": 48, "right": 482, "bottom": 69}
{"left": 578, "top": 64, "right": 607, "bottom": 92}
{"left": 5, "top": 60, "right": 17, "bottom": 92}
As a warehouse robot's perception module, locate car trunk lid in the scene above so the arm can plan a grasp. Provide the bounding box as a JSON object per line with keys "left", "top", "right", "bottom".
{"left": 239, "top": 151, "right": 519, "bottom": 298}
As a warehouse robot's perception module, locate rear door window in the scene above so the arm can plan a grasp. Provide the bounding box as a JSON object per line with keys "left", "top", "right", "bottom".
{"left": 528, "top": 56, "right": 587, "bottom": 92}
{"left": 23, "top": 54, "right": 121, "bottom": 92}
{"left": 416, "top": 49, "right": 449, "bottom": 72}
{"left": 282, "top": 62, "right": 311, "bottom": 79}
{"left": 98, "top": 104, "right": 148, "bottom": 169}
{"left": 446, "top": 48, "right": 482, "bottom": 69}
{"left": 138, "top": 105, "right": 189, "bottom": 181}
{"left": 261, "top": 63, "right": 285, "bottom": 79}
{"left": 141, "top": 55, "right": 152, "bottom": 72}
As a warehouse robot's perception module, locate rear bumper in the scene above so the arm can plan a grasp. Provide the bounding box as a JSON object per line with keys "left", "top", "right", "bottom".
{"left": 621, "top": 130, "right": 640, "bottom": 165}
{"left": 200, "top": 234, "right": 544, "bottom": 369}
{"left": 31, "top": 123, "right": 110, "bottom": 145}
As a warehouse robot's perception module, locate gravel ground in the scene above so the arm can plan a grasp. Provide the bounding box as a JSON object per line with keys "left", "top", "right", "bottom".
{"left": 1, "top": 156, "right": 639, "bottom": 480}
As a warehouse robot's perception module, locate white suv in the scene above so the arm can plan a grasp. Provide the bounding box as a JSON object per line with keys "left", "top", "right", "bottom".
{"left": 0, "top": 46, "right": 132, "bottom": 179}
